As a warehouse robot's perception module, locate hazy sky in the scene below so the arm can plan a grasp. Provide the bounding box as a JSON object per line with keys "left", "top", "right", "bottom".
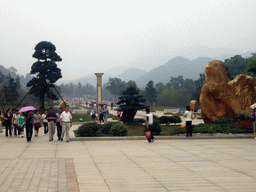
{"left": 1, "top": 0, "right": 256, "bottom": 80}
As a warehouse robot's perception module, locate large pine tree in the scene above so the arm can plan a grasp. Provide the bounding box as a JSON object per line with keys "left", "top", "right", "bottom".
{"left": 145, "top": 80, "right": 157, "bottom": 106}
{"left": 27, "top": 41, "right": 62, "bottom": 109}
{"left": 117, "top": 86, "right": 145, "bottom": 122}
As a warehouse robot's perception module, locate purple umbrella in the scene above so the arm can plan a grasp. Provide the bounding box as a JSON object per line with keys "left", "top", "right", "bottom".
{"left": 18, "top": 106, "right": 37, "bottom": 113}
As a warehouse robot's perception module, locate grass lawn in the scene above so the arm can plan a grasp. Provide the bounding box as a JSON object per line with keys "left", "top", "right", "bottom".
{"left": 72, "top": 114, "right": 91, "bottom": 122}
{"left": 159, "top": 125, "right": 182, "bottom": 135}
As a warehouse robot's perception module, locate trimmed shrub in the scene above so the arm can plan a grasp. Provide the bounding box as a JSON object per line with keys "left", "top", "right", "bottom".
{"left": 172, "top": 114, "right": 182, "bottom": 124}
{"left": 153, "top": 115, "right": 159, "bottom": 120}
{"left": 230, "top": 120, "right": 252, "bottom": 129}
{"left": 159, "top": 116, "right": 172, "bottom": 125}
{"left": 101, "top": 122, "right": 115, "bottom": 135}
{"left": 77, "top": 123, "right": 101, "bottom": 137}
{"left": 159, "top": 115, "right": 182, "bottom": 125}
{"left": 111, "top": 123, "right": 128, "bottom": 136}
{"left": 133, "top": 118, "right": 146, "bottom": 124}
{"left": 152, "top": 120, "right": 162, "bottom": 135}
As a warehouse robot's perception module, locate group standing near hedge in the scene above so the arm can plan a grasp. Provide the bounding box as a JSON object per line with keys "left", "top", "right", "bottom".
{"left": 89, "top": 105, "right": 109, "bottom": 123}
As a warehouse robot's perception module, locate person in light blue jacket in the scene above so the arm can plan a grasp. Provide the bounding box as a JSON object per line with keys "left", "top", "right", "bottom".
{"left": 104, "top": 106, "right": 109, "bottom": 123}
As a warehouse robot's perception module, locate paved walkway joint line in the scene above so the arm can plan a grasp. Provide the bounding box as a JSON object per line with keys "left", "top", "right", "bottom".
{"left": 66, "top": 158, "right": 80, "bottom": 192}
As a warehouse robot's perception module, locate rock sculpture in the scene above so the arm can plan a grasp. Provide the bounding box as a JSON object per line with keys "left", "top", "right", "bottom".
{"left": 59, "top": 100, "right": 68, "bottom": 110}
{"left": 200, "top": 60, "right": 256, "bottom": 123}
{"left": 190, "top": 100, "right": 198, "bottom": 112}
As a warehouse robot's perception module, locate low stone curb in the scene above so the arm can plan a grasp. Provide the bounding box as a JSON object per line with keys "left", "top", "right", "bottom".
{"left": 70, "top": 134, "right": 255, "bottom": 141}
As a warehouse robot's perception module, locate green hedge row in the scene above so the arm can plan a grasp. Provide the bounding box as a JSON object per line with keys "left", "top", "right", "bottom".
{"left": 159, "top": 115, "right": 182, "bottom": 125}
{"left": 171, "top": 114, "right": 253, "bottom": 135}
{"left": 77, "top": 122, "right": 128, "bottom": 137}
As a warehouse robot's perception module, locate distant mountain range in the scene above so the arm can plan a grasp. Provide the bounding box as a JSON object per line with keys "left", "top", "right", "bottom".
{"left": 58, "top": 49, "right": 254, "bottom": 88}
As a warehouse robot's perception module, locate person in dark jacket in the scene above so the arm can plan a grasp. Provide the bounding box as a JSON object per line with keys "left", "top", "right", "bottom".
{"left": 25, "top": 111, "right": 34, "bottom": 142}
{"left": 4, "top": 109, "right": 13, "bottom": 137}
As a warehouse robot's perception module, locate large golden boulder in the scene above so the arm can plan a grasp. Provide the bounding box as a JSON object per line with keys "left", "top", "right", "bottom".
{"left": 190, "top": 100, "right": 198, "bottom": 112}
{"left": 59, "top": 100, "right": 68, "bottom": 110}
{"left": 200, "top": 60, "right": 256, "bottom": 123}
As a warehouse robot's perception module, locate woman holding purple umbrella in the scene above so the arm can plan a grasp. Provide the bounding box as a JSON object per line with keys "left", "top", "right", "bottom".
{"left": 25, "top": 111, "right": 34, "bottom": 142}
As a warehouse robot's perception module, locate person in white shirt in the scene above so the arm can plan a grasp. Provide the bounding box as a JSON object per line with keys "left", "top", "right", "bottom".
{"left": 184, "top": 106, "right": 194, "bottom": 137}
{"left": 146, "top": 107, "right": 154, "bottom": 142}
{"left": 41, "top": 110, "right": 48, "bottom": 134}
{"left": 60, "top": 106, "right": 72, "bottom": 142}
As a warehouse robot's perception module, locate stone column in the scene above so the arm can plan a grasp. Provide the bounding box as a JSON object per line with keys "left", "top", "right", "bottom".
{"left": 95, "top": 73, "right": 104, "bottom": 113}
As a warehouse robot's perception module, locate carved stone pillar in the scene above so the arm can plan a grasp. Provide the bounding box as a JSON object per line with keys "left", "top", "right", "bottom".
{"left": 95, "top": 73, "right": 104, "bottom": 113}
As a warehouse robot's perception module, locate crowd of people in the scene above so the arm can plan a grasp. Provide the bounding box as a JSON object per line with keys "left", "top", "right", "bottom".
{"left": 0, "top": 106, "right": 73, "bottom": 143}
{"left": 89, "top": 105, "right": 109, "bottom": 123}
{"left": 3, "top": 103, "right": 256, "bottom": 143}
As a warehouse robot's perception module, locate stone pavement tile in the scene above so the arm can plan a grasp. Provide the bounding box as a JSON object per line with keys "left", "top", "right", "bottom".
{"left": 165, "top": 184, "right": 226, "bottom": 192}
{"left": 66, "top": 158, "right": 79, "bottom": 192}
{"left": 109, "top": 185, "right": 170, "bottom": 192}
{"left": 79, "top": 184, "right": 110, "bottom": 192}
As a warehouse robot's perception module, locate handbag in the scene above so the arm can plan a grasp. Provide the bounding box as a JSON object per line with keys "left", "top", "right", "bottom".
{"left": 35, "top": 122, "right": 41, "bottom": 128}
{"left": 145, "top": 131, "right": 151, "bottom": 139}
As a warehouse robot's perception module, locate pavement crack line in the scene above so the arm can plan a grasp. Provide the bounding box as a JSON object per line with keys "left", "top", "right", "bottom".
{"left": 109, "top": 141, "right": 171, "bottom": 192}
{"left": 0, "top": 159, "right": 20, "bottom": 189}
{"left": 135, "top": 140, "right": 229, "bottom": 191}
{"left": 190, "top": 141, "right": 256, "bottom": 180}
{"left": 82, "top": 141, "right": 111, "bottom": 192}
{"left": 17, "top": 141, "right": 31, "bottom": 159}
{"left": 154, "top": 140, "right": 256, "bottom": 189}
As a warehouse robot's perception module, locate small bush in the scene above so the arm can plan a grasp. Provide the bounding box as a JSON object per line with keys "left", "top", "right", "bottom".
{"left": 172, "top": 114, "right": 182, "bottom": 124}
{"left": 133, "top": 118, "right": 146, "bottom": 124}
{"left": 152, "top": 120, "right": 162, "bottom": 135}
{"left": 230, "top": 120, "right": 252, "bottom": 129}
{"left": 159, "top": 115, "right": 181, "bottom": 125}
{"left": 159, "top": 116, "right": 172, "bottom": 125}
{"left": 153, "top": 115, "right": 159, "bottom": 120}
{"left": 111, "top": 123, "right": 128, "bottom": 136}
{"left": 164, "top": 112, "right": 173, "bottom": 115}
{"left": 101, "top": 122, "right": 115, "bottom": 135}
{"left": 77, "top": 123, "right": 101, "bottom": 137}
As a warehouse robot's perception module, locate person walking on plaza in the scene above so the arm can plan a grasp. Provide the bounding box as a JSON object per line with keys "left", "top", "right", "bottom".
{"left": 184, "top": 106, "right": 194, "bottom": 137}
{"left": 0, "top": 111, "right": 3, "bottom": 133}
{"left": 41, "top": 110, "right": 48, "bottom": 134}
{"left": 11, "top": 109, "right": 16, "bottom": 134}
{"left": 252, "top": 108, "right": 256, "bottom": 138}
{"left": 146, "top": 107, "right": 154, "bottom": 142}
{"left": 90, "top": 106, "right": 96, "bottom": 121}
{"left": 46, "top": 107, "right": 57, "bottom": 141}
{"left": 99, "top": 106, "right": 104, "bottom": 123}
{"left": 4, "top": 109, "right": 13, "bottom": 137}
{"left": 56, "top": 108, "right": 63, "bottom": 141}
{"left": 25, "top": 111, "right": 34, "bottom": 142}
{"left": 33, "top": 110, "right": 41, "bottom": 137}
{"left": 60, "top": 106, "right": 72, "bottom": 142}
{"left": 104, "top": 106, "right": 109, "bottom": 123}
{"left": 17, "top": 112, "right": 25, "bottom": 138}
{"left": 13, "top": 110, "right": 19, "bottom": 136}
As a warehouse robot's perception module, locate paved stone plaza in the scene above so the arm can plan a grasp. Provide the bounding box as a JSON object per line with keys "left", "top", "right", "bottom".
{"left": 1, "top": 127, "right": 256, "bottom": 191}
